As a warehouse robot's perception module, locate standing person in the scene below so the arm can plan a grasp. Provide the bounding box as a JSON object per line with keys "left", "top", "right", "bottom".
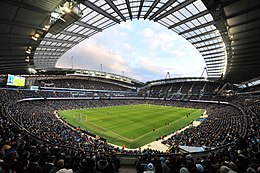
{"left": 162, "top": 160, "right": 171, "bottom": 173}
{"left": 42, "top": 155, "right": 56, "bottom": 173}
{"left": 51, "top": 159, "right": 64, "bottom": 173}
{"left": 135, "top": 156, "right": 147, "bottom": 173}
{"left": 96, "top": 157, "right": 115, "bottom": 173}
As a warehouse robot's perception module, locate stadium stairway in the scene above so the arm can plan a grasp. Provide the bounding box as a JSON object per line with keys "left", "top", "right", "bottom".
{"left": 119, "top": 165, "right": 136, "bottom": 173}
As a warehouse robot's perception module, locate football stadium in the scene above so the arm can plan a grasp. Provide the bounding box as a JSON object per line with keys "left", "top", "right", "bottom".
{"left": 0, "top": 0, "right": 259, "bottom": 173}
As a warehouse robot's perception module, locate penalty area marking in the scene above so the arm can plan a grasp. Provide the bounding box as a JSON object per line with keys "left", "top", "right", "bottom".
{"left": 87, "top": 121, "right": 133, "bottom": 142}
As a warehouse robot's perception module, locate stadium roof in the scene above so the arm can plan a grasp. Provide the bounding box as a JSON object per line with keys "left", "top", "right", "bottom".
{"left": 0, "top": 0, "right": 259, "bottom": 83}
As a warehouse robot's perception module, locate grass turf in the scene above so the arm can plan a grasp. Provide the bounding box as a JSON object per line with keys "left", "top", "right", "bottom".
{"left": 58, "top": 104, "right": 203, "bottom": 149}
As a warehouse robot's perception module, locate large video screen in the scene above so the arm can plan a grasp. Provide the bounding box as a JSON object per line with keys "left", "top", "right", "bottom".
{"left": 6, "top": 74, "right": 26, "bottom": 87}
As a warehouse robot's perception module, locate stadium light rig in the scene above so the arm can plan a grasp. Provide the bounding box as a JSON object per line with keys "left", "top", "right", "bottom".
{"left": 62, "top": 3, "right": 72, "bottom": 13}
{"left": 31, "top": 31, "right": 42, "bottom": 41}
{"left": 50, "top": 1, "right": 77, "bottom": 24}
{"left": 48, "top": 0, "right": 82, "bottom": 35}
{"left": 31, "top": 35, "right": 38, "bottom": 41}
{"left": 25, "top": 47, "right": 32, "bottom": 54}
{"left": 43, "top": 25, "right": 50, "bottom": 31}
{"left": 25, "top": 56, "right": 30, "bottom": 62}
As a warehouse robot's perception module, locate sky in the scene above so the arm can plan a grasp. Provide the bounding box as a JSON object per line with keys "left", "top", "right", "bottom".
{"left": 56, "top": 19, "right": 206, "bottom": 82}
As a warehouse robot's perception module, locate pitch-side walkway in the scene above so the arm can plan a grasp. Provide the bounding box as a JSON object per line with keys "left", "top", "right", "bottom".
{"left": 130, "top": 112, "right": 208, "bottom": 152}
{"left": 139, "top": 120, "right": 201, "bottom": 152}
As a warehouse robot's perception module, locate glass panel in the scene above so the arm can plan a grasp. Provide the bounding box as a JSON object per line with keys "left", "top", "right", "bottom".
{"left": 180, "top": 24, "right": 189, "bottom": 30}
{"left": 67, "top": 25, "right": 78, "bottom": 32}
{"left": 190, "top": 19, "right": 201, "bottom": 26}
{"left": 168, "top": 15, "right": 180, "bottom": 23}
{"left": 174, "top": 11, "right": 186, "bottom": 20}
{"left": 193, "top": 0, "right": 207, "bottom": 12}
{"left": 186, "top": 21, "right": 195, "bottom": 28}
{"left": 175, "top": 26, "right": 185, "bottom": 32}
{"left": 186, "top": 3, "right": 199, "bottom": 14}
{"left": 204, "top": 14, "right": 213, "bottom": 22}
{"left": 179, "top": 8, "right": 192, "bottom": 18}
{"left": 197, "top": 16, "right": 207, "bottom": 24}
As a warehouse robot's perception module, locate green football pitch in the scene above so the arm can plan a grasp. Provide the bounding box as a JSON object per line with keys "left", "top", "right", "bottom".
{"left": 58, "top": 104, "right": 203, "bottom": 149}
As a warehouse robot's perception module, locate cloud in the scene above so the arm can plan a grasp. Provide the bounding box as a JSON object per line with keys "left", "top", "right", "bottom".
{"left": 143, "top": 28, "right": 154, "bottom": 38}
{"left": 56, "top": 20, "right": 206, "bottom": 82}
{"left": 117, "top": 21, "right": 135, "bottom": 31}
{"left": 56, "top": 40, "right": 144, "bottom": 81}
{"left": 142, "top": 27, "right": 179, "bottom": 50}
{"left": 122, "top": 42, "right": 136, "bottom": 52}
{"left": 57, "top": 40, "right": 126, "bottom": 73}
{"left": 136, "top": 56, "right": 183, "bottom": 78}
{"left": 169, "top": 50, "right": 186, "bottom": 58}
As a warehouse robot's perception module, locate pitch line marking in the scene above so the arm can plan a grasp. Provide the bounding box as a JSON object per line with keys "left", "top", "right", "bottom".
{"left": 87, "top": 122, "right": 133, "bottom": 142}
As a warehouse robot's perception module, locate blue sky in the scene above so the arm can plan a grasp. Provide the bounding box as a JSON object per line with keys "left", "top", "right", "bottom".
{"left": 56, "top": 19, "right": 206, "bottom": 82}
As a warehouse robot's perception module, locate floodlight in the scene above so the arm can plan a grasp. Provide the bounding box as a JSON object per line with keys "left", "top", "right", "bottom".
{"left": 28, "top": 68, "right": 37, "bottom": 74}
{"left": 25, "top": 56, "right": 30, "bottom": 62}
{"left": 31, "top": 36, "right": 38, "bottom": 41}
{"left": 34, "top": 33, "right": 40, "bottom": 38}
{"left": 48, "top": 1, "right": 82, "bottom": 35}
{"left": 25, "top": 50, "right": 31, "bottom": 54}
{"left": 43, "top": 25, "right": 50, "bottom": 31}
{"left": 63, "top": 6, "right": 72, "bottom": 13}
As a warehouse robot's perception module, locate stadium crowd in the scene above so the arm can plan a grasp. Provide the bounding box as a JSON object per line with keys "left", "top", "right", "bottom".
{"left": 0, "top": 116, "right": 121, "bottom": 173}
{"left": 8, "top": 97, "right": 248, "bottom": 150}
{"left": 0, "top": 86, "right": 259, "bottom": 173}
{"left": 161, "top": 104, "right": 246, "bottom": 147}
{"left": 135, "top": 144, "right": 260, "bottom": 173}
{"left": 145, "top": 82, "right": 223, "bottom": 100}
{"left": 38, "top": 79, "right": 131, "bottom": 91}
